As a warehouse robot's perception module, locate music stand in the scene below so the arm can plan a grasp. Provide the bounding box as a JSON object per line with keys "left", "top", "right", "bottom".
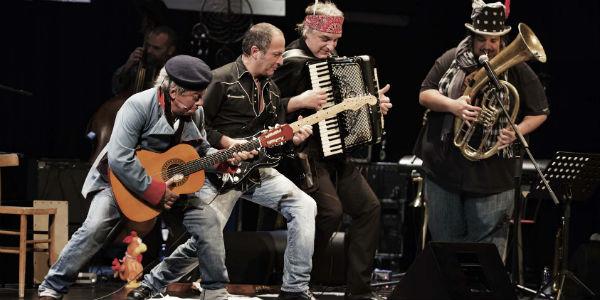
{"left": 529, "top": 151, "right": 600, "bottom": 300}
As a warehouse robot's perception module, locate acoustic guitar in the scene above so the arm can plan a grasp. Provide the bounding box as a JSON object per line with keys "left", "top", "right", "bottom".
{"left": 110, "top": 95, "right": 377, "bottom": 222}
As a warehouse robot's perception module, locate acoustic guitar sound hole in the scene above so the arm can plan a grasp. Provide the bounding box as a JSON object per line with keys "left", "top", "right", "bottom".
{"left": 162, "top": 159, "right": 187, "bottom": 187}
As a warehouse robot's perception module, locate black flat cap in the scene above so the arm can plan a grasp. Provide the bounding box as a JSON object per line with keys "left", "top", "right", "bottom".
{"left": 165, "top": 55, "right": 212, "bottom": 91}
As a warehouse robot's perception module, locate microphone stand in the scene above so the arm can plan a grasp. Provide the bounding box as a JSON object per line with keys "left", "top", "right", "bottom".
{"left": 479, "top": 55, "right": 559, "bottom": 296}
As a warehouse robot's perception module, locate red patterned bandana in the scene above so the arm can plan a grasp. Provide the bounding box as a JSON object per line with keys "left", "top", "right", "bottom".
{"left": 304, "top": 15, "right": 344, "bottom": 34}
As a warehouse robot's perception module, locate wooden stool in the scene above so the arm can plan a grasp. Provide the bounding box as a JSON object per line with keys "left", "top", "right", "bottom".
{"left": 0, "top": 206, "right": 57, "bottom": 298}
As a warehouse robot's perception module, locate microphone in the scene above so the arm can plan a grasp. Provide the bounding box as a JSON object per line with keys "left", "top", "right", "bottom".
{"left": 478, "top": 54, "right": 503, "bottom": 90}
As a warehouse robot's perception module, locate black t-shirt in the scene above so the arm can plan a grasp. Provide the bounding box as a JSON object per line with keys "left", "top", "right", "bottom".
{"left": 418, "top": 47, "right": 550, "bottom": 194}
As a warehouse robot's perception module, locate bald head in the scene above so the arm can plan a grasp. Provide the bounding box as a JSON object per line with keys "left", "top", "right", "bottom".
{"left": 242, "top": 23, "right": 284, "bottom": 55}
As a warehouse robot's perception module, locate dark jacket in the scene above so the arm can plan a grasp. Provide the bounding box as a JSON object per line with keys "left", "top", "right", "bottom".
{"left": 273, "top": 38, "right": 334, "bottom": 158}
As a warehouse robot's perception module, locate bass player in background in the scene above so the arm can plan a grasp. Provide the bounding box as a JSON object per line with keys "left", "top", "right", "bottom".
{"left": 88, "top": 26, "right": 177, "bottom": 162}
{"left": 112, "top": 26, "right": 177, "bottom": 95}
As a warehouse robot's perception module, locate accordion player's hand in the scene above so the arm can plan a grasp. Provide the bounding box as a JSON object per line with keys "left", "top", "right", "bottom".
{"left": 378, "top": 84, "right": 393, "bottom": 115}
{"left": 302, "top": 88, "right": 328, "bottom": 110}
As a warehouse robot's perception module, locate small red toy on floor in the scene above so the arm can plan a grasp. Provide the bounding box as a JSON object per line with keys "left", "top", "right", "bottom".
{"left": 112, "top": 231, "right": 147, "bottom": 288}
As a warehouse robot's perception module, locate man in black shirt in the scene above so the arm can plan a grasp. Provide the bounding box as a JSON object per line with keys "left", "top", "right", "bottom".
{"left": 202, "top": 23, "right": 317, "bottom": 300}
{"left": 416, "top": 0, "right": 549, "bottom": 258}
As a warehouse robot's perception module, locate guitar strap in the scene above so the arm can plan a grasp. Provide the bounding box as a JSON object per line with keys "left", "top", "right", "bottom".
{"left": 168, "top": 117, "right": 187, "bottom": 147}
{"left": 160, "top": 86, "right": 188, "bottom": 147}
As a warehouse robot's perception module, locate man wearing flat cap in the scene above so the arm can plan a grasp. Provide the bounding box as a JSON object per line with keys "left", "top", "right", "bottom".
{"left": 38, "top": 55, "right": 256, "bottom": 300}
{"left": 133, "top": 23, "right": 318, "bottom": 300}
{"left": 416, "top": 0, "right": 549, "bottom": 258}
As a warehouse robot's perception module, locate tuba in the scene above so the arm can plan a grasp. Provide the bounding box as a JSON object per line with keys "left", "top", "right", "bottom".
{"left": 453, "top": 23, "right": 546, "bottom": 161}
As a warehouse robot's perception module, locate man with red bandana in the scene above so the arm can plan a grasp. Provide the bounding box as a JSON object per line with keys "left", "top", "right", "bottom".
{"left": 273, "top": 2, "right": 392, "bottom": 300}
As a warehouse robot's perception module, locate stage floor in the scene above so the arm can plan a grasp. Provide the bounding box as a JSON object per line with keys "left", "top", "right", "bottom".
{"left": 0, "top": 282, "right": 553, "bottom": 300}
{"left": 0, "top": 282, "right": 363, "bottom": 300}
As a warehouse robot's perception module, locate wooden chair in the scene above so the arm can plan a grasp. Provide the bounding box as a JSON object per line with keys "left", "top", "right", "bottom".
{"left": 0, "top": 153, "right": 19, "bottom": 203}
{"left": 0, "top": 206, "right": 57, "bottom": 298}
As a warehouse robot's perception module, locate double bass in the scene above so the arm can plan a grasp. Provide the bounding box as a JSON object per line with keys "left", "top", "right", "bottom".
{"left": 87, "top": 41, "right": 155, "bottom": 162}
{"left": 86, "top": 41, "right": 163, "bottom": 240}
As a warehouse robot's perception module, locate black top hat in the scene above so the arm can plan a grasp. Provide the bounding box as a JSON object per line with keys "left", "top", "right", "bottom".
{"left": 465, "top": 2, "right": 511, "bottom": 36}
{"left": 165, "top": 55, "right": 212, "bottom": 91}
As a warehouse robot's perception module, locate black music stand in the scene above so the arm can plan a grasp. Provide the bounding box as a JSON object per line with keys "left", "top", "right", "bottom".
{"left": 529, "top": 151, "right": 600, "bottom": 300}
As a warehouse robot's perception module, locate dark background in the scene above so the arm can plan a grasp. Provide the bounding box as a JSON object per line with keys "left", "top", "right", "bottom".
{"left": 0, "top": 0, "right": 599, "bottom": 289}
{"left": 0, "top": 0, "right": 598, "bottom": 161}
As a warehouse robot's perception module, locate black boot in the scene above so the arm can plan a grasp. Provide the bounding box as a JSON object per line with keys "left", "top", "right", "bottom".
{"left": 127, "top": 285, "right": 155, "bottom": 300}
{"left": 345, "top": 291, "right": 383, "bottom": 300}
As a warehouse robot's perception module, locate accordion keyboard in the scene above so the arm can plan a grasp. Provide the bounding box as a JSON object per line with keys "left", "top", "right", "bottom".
{"left": 308, "top": 61, "right": 344, "bottom": 157}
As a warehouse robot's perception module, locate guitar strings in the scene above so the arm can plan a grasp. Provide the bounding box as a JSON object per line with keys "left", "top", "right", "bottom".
{"left": 143, "top": 139, "right": 261, "bottom": 181}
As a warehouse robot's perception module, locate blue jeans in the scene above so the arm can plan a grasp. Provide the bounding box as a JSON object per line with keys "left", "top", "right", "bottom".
{"left": 195, "top": 167, "right": 317, "bottom": 293}
{"left": 141, "top": 203, "right": 228, "bottom": 294}
{"left": 38, "top": 188, "right": 225, "bottom": 298}
{"left": 424, "top": 177, "right": 514, "bottom": 258}
{"left": 39, "top": 188, "right": 120, "bottom": 299}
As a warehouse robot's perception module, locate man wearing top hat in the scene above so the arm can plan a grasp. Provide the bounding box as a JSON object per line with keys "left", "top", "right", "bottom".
{"left": 415, "top": 0, "right": 549, "bottom": 258}
{"left": 38, "top": 55, "right": 256, "bottom": 299}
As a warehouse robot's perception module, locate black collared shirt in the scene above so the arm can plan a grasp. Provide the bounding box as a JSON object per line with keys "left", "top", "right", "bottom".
{"left": 203, "top": 55, "right": 287, "bottom": 146}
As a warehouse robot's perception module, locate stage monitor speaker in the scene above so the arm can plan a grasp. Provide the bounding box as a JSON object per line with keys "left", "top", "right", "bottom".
{"left": 223, "top": 230, "right": 346, "bottom": 286}
{"left": 31, "top": 159, "right": 91, "bottom": 236}
{"left": 358, "top": 162, "right": 406, "bottom": 261}
{"left": 311, "top": 231, "right": 346, "bottom": 286}
{"left": 564, "top": 241, "right": 600, "bottom": 299}
{"left": 390, "top": 242, "right": 517, "bottom": 300}
{"left": 224, "top": 231, "right": 286, "bottom": 284}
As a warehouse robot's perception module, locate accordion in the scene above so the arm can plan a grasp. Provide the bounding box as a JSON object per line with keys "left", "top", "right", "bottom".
{"left": 307, "top": 55, "right": 384, "bottom": 157}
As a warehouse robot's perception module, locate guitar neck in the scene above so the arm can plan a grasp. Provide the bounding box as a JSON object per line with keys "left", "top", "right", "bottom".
{"left": 184, "top": 139, "right": 261, "bottom": 175}
{"left": 288, "top": 96, "right": 371, "bottom": 132}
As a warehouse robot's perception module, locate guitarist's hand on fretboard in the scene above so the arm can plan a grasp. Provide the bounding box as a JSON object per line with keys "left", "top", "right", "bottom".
{"left": 227, "top": 139, "right": 259, "bottom": 165}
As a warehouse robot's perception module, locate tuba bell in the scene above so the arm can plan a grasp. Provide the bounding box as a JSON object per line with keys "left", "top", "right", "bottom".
{"left": 453, "top": 23, "right": 546, "bottom": 161}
